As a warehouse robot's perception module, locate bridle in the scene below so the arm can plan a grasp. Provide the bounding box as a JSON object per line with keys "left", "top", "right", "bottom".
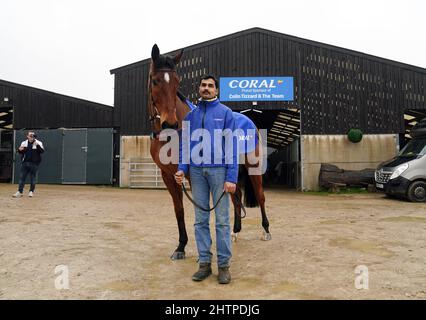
{"left": 148, "top": 68, "right": 178, "bottom": 138}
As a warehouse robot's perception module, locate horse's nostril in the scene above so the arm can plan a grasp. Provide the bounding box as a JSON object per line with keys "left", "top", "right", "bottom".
{"left": 162, "top": 121, "right": 178, "bottom": 130}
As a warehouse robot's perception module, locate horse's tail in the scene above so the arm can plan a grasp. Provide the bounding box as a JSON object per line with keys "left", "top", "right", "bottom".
{"left": 239, "top": 165, "right": 259, "bottom": 208}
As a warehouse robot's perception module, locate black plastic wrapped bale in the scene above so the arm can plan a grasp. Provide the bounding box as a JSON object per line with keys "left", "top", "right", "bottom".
{"left": 319, "top": 163, "right": 375, "bottom": 190}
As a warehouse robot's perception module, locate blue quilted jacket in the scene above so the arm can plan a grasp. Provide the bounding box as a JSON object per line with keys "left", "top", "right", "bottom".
{"left": 178, "top": 98, "right": 238, "bottom": 183}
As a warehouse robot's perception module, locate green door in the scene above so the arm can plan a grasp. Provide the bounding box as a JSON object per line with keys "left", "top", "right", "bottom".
{"left": 86, "top": 128, "right": 113, "bottom": 184}
{"left": 62, "top": 129, "right": 87, "bottom": 184}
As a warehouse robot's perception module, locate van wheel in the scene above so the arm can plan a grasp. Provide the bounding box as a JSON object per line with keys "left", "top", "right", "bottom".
{"left": 407, "top": 181, "right": 426, "bottom": 202}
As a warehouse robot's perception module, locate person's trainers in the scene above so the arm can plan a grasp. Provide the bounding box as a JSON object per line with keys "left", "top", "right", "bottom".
{"left": 192, "top": 263, "right": 212, "bottom": 281}
{"left": 29, "top": 191, "right": 34, "bottom": 197}
{"left": 12, "top": 192, "right": 23, "bottom": 198}
{"left": 218, "top": 266, "right": 231, "bottom": 284}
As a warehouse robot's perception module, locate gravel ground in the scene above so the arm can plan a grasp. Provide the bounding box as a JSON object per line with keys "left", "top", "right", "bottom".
{"left": 0, "top": 184, "right": 425, "bottom": 300}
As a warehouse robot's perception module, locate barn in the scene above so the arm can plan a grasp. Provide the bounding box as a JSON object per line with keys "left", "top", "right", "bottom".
{"left": 2, "top": 27, "right": 425, "bottom": 190}
{"left": 110, "top": 27, "right": 426, "bottom": 190}
{"left": 0, "top": 79, "right": 117, "bottom": 185}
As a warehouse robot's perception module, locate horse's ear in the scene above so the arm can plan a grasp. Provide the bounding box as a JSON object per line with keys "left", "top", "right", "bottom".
{"left": 151, "top": 44, "right": 160, "bottom": 62}
{"left": 173, "top": 49, "right": 184, "bottom": 65}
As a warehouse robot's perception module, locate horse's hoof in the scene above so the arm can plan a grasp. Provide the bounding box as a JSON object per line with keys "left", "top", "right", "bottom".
{"left": 261, "top": 232, "right": 272, "bottom": 241}
{"left": 231, "top": 232, "right": 239, "bottom": 242}
{"left": 170, "top": 251, "right": 185, "bottom": 260}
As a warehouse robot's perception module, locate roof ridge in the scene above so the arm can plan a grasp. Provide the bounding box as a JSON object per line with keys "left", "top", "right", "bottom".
{"left": 110, "top": 27, "right": 426, "bottom": 75}
{"left": 0, "top": 78, "right": 113, "bottom": 108}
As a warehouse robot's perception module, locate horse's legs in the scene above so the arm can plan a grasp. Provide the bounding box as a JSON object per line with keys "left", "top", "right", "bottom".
{"left": 248, "top": 173, "right": 272, "bottom": 241}
{"left": 231, "top": 185, "right": 243, "bottom": 242}
{"left": 161, "top": 170, "right": 188, "bottom": 259}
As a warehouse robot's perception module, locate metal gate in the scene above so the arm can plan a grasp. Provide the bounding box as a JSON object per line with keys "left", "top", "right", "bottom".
{"left": 62, "top": 129, "right": 87, "bottom": 184}
{"left": 129, "top": 157, "right": 191, "bottom": 189}
{"left": 129, "top": 158, "right": 165, "bottom": 188}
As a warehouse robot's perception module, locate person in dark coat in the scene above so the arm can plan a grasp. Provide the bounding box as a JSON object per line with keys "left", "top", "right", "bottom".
{"left": 13, "top": 131, "right": 45, "bottom": 198}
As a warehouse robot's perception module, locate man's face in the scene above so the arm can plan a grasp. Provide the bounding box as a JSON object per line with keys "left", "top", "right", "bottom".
{"left": 27, "top": 132, "right": 35, "bottom": 142}
{"left": 199, "top": 78, "right": 218, "bottom": 100}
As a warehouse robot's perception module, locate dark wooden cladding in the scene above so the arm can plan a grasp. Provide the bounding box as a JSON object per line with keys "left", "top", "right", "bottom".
{"left": 111, "top": 27, "right": 426, "bottom": 135}
{"left": 112, "top": 64, "right": 149, "bottom": 134}
{"left": 0, "top": 79, "right": 113, "bottom": 129}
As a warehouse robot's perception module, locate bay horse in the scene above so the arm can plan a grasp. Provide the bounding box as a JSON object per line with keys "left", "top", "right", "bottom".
{"left": 148, "top": 44, "right": 271, "bottom": 260}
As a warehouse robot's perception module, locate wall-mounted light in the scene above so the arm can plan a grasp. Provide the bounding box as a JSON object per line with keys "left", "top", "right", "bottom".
{"left": 3, "top": 97, "right": 9, "bottom": 102}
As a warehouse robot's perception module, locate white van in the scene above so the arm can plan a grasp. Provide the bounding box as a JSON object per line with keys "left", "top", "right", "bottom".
{"left": 375, "top": 119, "right": 426, "bottom": 202}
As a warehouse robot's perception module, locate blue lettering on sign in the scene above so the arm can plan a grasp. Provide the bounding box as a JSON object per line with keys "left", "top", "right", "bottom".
{"left": 219, "top": 77, "right": 294, "bottom": 101}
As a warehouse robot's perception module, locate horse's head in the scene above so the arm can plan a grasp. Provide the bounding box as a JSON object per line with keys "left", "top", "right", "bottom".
{"left": 149, "top": 44, "right": 183, "bottom": 130}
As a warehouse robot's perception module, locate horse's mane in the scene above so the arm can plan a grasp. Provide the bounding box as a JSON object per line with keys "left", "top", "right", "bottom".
{"left": 177, "top": 90, "right": 187, "bottom": 102}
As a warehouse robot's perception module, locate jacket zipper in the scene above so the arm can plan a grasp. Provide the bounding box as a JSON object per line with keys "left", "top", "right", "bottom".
{"left": 201, "top": 103, "right": 206, "bottom": 129}
{"left": 200, "top": 103, "right": 206, "bottom": 163}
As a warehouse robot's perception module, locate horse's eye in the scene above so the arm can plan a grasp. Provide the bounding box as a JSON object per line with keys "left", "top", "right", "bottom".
{"left": 152, "top": 79, "right": 159, "bottom": 86}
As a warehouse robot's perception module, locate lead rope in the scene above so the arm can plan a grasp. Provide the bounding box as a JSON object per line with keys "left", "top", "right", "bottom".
{"left": 182, "top": 184, "right": 247, "bottom": 218}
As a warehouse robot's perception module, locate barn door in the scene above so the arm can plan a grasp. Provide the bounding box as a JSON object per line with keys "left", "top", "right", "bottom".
{"left": 62, "top": 129, "right": 87, "bottom": 184}
{"left": 0, "top": 130, "right": 13, "bottom": 182}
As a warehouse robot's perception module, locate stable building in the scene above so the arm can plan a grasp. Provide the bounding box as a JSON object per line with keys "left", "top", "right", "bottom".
{"left": 110, "top": 27, "right": 426, "bottom": 190}
{"left": 3, "top": 27, "right": 425, "bottom": 190}
{"left": 0, "top": 79, "right": 116, "bottom": 185}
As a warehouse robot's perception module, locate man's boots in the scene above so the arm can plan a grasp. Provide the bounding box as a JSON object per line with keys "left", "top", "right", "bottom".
{"left": 192, "top": 262, "right": 212, "bottom": 281}
{"left": 218, "top": 266, "right": 231, "bottom": 284}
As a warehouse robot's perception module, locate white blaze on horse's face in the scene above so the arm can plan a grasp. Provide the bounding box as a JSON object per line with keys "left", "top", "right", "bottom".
{"left": 164, "top": 72, "right": 170, "bottom": 84}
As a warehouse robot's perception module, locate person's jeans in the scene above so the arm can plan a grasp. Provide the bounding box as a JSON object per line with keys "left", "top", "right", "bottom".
{"left": 18, "top": 162, "right": 39, "bottom": 193}
{"left": 189, "top": 166, "right": 232, "bottom": 267}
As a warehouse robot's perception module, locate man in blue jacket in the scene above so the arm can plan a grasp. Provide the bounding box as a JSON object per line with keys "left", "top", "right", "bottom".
{"left": 175, "top": 74, "right": 238, "bottom": 284}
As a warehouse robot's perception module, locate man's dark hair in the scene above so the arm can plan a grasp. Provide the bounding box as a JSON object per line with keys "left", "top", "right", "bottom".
{"left": 199, "top": 74, "right": 219, "bottom": 89}
{"left": 27, "top": 131, "right": 37, "bottom": 138}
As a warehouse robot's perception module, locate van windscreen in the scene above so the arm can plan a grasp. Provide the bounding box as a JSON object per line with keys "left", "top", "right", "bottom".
{"left": 399, "top": 138, "right": 426, "bottom": 157}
